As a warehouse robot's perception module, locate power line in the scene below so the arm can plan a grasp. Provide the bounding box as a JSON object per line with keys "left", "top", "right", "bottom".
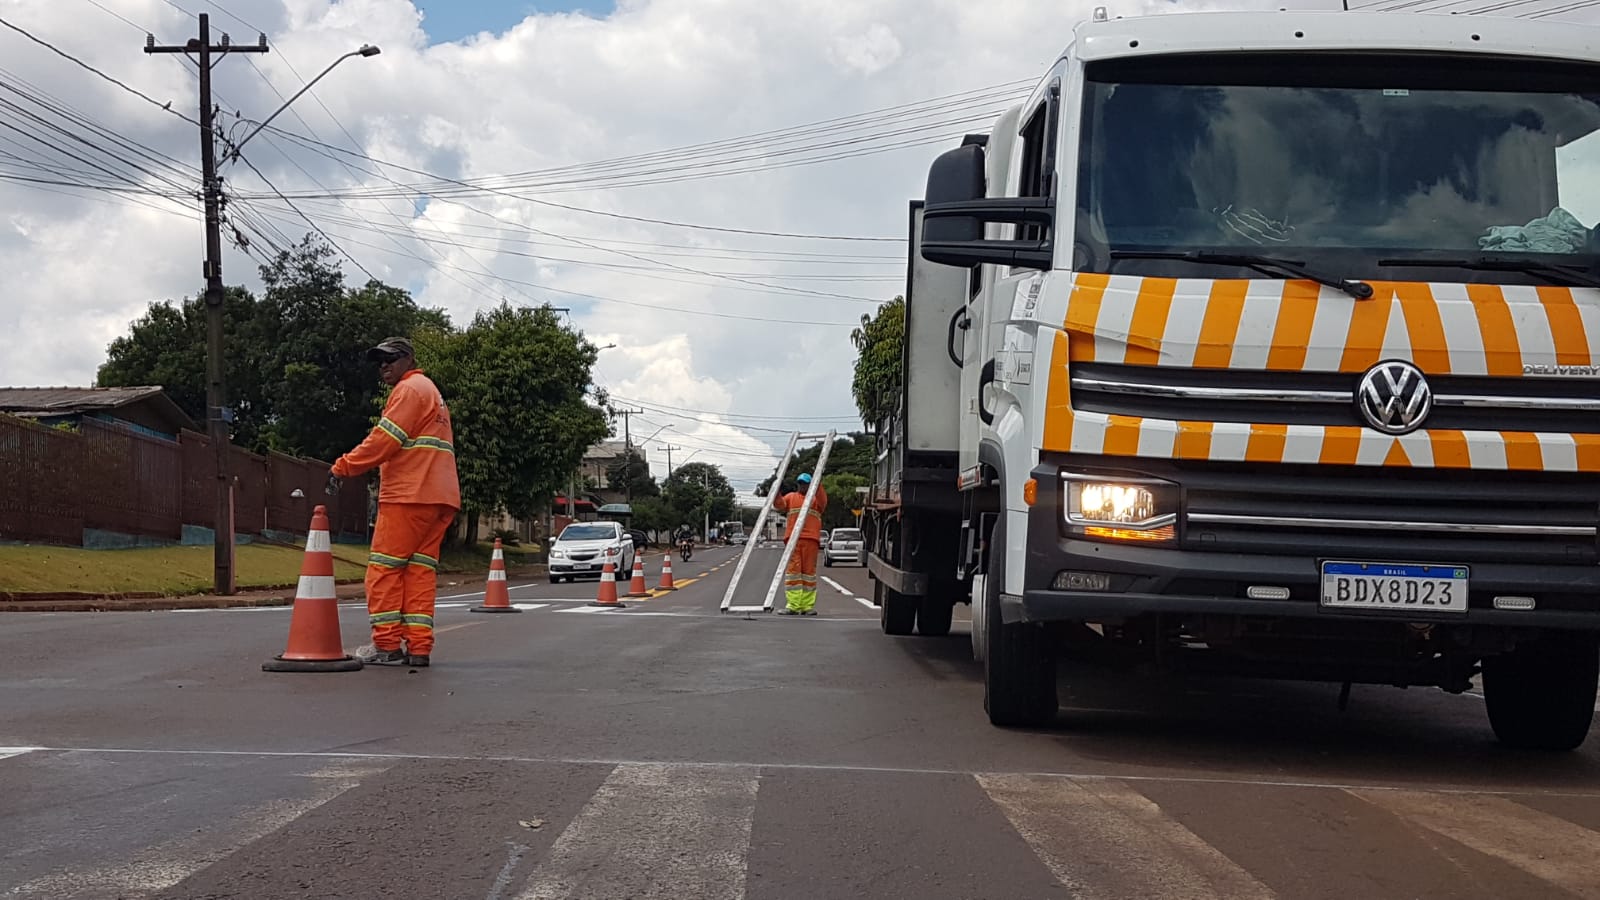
{"left": 0, "top": 15, "right": 201, "bottom": 127}
{"left": 230, "top": 151, "right": 376, "bottom": 281}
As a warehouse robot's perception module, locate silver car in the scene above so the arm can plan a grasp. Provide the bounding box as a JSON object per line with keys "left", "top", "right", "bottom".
{"left": 548, "top": 521, "right": 635, "bottom": 583}
{"left": 822, "top": 527, "right": 864, "bottom": 567}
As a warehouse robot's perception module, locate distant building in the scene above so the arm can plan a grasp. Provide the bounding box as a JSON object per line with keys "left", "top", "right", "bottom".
{"left": 0, "top": 386, "right": 197, "bottom": 439}
{"left": 581, "top": 440, "right": 645, "bottom": 507}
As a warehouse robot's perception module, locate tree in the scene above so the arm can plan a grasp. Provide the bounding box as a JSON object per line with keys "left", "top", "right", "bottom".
{"left": 419, "top": 302, "right": 609, "bottom": 544}
{"left": 819, "top": 472, "right": 868, "bottom": 529}
{"left": 628, "top": 496, "right": 673, "bottom": 545}
{"left": 663, "top": 462, "right": 735, "bottom": 534}
{"left": 606, "top": 448, "right": 659, "bottom": 499}
{"left": 754, "top": 433, "right": 872, "bottom": 496}
{"left": 97, "top": 236, "right": 448, "bottom": 462}
{"left": 849, "top": 295, "right": 905, "bottom": 428}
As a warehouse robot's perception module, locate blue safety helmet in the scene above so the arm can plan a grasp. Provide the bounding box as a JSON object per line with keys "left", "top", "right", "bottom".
{"left": 797, "top": 473, "right": 812, "bottom": 484}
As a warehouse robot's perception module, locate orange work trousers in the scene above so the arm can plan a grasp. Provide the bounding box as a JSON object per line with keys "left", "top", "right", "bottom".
{"left": 366, "top": 502, "right": 456, "bottom": 655}
{"left": 783, "top": 539, "right": 819, "bottom": 612}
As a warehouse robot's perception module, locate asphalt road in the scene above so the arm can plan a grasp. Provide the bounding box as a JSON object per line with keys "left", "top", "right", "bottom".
{"left": 5, "top": 543, "right": 1600, "bottom": 899}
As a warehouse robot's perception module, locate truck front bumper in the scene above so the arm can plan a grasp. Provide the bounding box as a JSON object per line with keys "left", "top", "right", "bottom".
{"left": 1016, "top": 458, "right": 1600, "bottom": 631}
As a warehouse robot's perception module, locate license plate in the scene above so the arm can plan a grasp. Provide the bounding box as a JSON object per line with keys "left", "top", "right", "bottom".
{"left": 572, "top": 563, "right": 592, "bottom": 571}
{"left": 1320, "top": 562, "right": 1468, "bottom": 614}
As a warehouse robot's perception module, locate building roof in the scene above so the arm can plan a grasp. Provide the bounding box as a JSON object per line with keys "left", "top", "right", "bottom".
{"left": 0, "top": 386, "right": 198, "bottom": 432}
{"left": 585, "top": 440, "right": 645, "bottom": 461}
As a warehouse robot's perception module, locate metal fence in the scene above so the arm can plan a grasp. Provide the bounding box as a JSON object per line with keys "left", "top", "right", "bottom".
{"left": 0, "top": 414, "right": 368, "bottom": 546}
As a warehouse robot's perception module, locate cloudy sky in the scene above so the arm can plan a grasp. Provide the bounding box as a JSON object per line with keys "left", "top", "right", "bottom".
{"left": 0, "top": 0, "right": 1592, "bottom": 494}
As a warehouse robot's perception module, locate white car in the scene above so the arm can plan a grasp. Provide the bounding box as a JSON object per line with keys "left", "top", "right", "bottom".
{"left": 548, "top": 521, "right": 635, "bottom": 583}
{"left": 822, "top": 527, "right": 864, "bottom": 567}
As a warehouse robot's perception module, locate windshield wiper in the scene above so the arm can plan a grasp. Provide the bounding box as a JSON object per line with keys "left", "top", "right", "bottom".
{"left": 1377, "top": 255, "right": 1600, "bottom": 290}
{"left": 1110, "top": 250, "right": 1374, "bottom": 300}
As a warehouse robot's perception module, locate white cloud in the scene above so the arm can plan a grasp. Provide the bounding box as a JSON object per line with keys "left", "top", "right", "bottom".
{"left": 3, "top": 0, "right": 1590, "bottom": 487}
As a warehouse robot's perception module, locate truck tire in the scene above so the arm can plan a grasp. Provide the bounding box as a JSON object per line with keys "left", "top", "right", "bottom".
{"left": 878, "top": 582, "right": 917, "bottom": 635}
{"left": 917, "top": 596, "right": 954, "bottom": 637}
{"left": 983, "top": 521, "right": 1057, "bottom": 728}
{"left": 1483, "top": 633, "right": 1599, "bottom": 751}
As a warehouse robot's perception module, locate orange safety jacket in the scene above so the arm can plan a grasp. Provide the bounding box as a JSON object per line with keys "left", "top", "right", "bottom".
{"left": 774, "top": 486, "right": 827, "bottom": 542}
{"left": 332, "top": 369, "right": 461, "bottom": 509}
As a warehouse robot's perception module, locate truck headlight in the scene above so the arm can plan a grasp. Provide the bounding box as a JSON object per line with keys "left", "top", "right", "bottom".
{"left": 1062, "top": 473, "right": 1177, "bottom": 543}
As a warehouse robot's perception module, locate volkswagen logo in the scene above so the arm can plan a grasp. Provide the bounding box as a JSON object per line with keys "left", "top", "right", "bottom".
{"left": 1357, "top": 360, "right": 1432, "bottom": 434}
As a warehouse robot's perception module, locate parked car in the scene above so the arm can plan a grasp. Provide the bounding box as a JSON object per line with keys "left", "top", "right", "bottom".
{"left": 548, "top": 521, "right": 635, "bottom": 583}
{"left": 819, "top": 530, "right": 831, "bottom": 549}
{"left": 822, "top": 527, "right": 864, "bottom": 567}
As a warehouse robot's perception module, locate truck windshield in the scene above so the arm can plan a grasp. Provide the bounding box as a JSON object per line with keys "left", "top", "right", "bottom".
{"left": 1075, "top": 53, "right": 1600, "bottom": 285}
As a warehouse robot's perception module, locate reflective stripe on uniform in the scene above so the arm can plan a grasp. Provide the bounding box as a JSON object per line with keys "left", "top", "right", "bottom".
{"left": 402, "top": 613, "right": 434, "bottom": 630}
{"left": 370, "top": 610, "right": 404, "bottom": 625}
{"left": 401, "top": 435, "right": 454, "bottom": 454}
{"left": 369, "top": 551, "right": 409, "bottom": 568}
{"left": 376, "top": 417, "right": 408, "bottom": 444}
{"left": 409, "top": 552, "right": 439, "bottom": 570}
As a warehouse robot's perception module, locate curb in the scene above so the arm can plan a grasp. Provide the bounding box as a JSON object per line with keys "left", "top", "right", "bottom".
{"left": 0, "top": 564, "right": 548, "bottom": 612}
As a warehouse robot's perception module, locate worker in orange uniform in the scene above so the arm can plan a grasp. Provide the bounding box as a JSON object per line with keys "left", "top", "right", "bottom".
{"left": 771, "top": 472, "right": 827, "bottom": 616}
{"left": 330, "top": 337, "right": 460, "bottom": 668}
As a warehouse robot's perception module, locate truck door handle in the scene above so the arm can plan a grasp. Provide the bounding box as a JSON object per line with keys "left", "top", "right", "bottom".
{"left": 977, "top": 359, "right": 997, "bottom": 425}
{"left": 947, "top": 306, "right": 970, "bottom": 368}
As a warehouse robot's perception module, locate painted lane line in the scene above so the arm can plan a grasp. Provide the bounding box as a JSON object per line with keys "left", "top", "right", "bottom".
{"left": 435, "top": 621, "right": 485, "bottom": 636}
{"left": 18, "top": 746, "right": 1600, "bottom": 797}
{"left": 486, "top": 843, "right": 530, "bottom": 900}
{"left": 853, "top": 595, "right": 875, "bottom": 610}
{"left": 513, "top": 763, "right": 759, "bottom": 900}
{"left": 511, "top": 602, "right": 548, "bottom": 611}
{"left": 820, "top": 576, "right": 853, "bottom": 596}
{"left": 979, "top": 774, "right": 1273, "bottom": 900}
{"left": 0, "top": 746, "right": 41, "bottom": 761}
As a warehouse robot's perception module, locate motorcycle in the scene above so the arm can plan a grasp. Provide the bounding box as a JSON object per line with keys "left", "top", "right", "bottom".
{"left": 678, "top": 538, "right": 694, "bottom": 562}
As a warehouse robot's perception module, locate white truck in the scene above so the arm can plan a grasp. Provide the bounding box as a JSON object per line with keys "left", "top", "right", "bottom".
{"left": 864, "top": 7, "right": 1600, "bottom": 749}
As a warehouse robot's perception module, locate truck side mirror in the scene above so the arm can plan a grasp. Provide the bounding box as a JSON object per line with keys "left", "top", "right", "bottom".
{"left": 924, "top": 142, "right": 987, "bottom": 244}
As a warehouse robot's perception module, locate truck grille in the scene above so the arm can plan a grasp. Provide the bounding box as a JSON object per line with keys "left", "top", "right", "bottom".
{"left": 1178, "top": 462, "right": 1600, "bottom": 564}
{"left": 1071, "top": 363, "right": 1600, "bottom": 434}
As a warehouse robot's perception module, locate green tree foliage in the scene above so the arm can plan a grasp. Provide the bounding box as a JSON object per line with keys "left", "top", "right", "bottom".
{"left": 754, "top": 433, "right": 873, "bottom": 496}
{"left": 418, "top": 302, "right": 609, "bottom": 538}
{"left": 849, "top": 295, "right": 905, "bottom": 427}
{"left": 819, "top": 472, "right": 868, "bottom": 529}
{"left": 663, "top": 462, "right": 735, "bottom": 533}
{"left": 606, "top": 449, "right": 659, "bottom": 499}
{"left": 97, "top": 237, "right": 447, "bottom": 461}
{"left": 628, "top": 496, "right": 674, "bottom": 544}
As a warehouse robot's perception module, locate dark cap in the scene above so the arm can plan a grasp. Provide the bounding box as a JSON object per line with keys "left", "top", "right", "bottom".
{"left": 365, "top": 337, "right": 414, "bottom": 362}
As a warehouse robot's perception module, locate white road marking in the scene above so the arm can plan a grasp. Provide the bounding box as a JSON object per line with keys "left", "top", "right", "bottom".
{"left": 514, "top": 763, "right": 759, "bottom": 900}
{"left": 511, "top": 603, "right": 548, "bottom": 611}
{"left": 485, "top": 842, "right": 530, "bottom": 900}
{"left": 5, "top": 761, "right": 383, "bottom": 897}
{"left": 14, "top": 746, "right": 1600, "bottom": 797}
{"left": 0, "top": 746, "right": 40, "bottom": 761}
{"left": 819, "top": 575, "right": 875, "bottom": 609}
{"left": 1350, "top": 789, "right": 1600, "bottom": 895}
{"left": 979, "top": 774, "right": 1274, "bottom": 899}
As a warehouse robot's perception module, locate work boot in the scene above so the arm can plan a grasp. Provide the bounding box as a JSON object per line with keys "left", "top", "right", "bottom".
{"left": 407, "top": 654, "right": 430, "bottom": 668}
{"left": 779, "top": 608, "right": 799, "bottom": 616}
{"left": 800, "top": 609, "right": 817, "bottom": 616}
{"left": 356, "top": 645, "right": 406, "bottom": 666}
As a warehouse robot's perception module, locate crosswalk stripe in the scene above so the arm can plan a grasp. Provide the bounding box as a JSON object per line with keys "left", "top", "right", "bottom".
{"left": 6, "top": 761, "right": 385, "bottom": 897}
{"left": 514, "top": 763, "right": 758, "bottom": 900}
{"left": 978, "top": 774, "right": 1274, "bottom": 899}
{"left": 1349, "top": 789, "right": 1600, "bottom": 894}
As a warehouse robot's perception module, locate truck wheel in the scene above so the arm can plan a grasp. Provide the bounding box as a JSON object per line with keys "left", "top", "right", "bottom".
{"left": 878, "top": 582, "right": 917, "bottom": 635}
{"left": 983, "top": 521, "right": 1056, "bottom": 728}
{"left": 917, "top": 596, "right": 954, "bottom": 637}
{"left": 1484, "top": 633, "right": 1599, "bottom": 751}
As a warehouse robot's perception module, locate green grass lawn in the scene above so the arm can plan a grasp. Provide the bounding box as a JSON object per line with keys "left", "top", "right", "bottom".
{"left": 0, "top": 539, "right": 542, "bottom": 596}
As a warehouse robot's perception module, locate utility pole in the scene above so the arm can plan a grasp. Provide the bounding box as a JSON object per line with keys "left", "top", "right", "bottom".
{"left": 662, "top": 444, "right": 683, "bottom": 482}
{"left": 614, "top": 407, "right": 645, "bottom": 504}
{"left": 147, "top": 15, "right": 268, "bottom": 596}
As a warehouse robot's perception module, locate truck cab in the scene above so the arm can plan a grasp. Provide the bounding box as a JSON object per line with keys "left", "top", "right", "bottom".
{"left": 871, "top": 8, "right": 1600, "bottom": 749}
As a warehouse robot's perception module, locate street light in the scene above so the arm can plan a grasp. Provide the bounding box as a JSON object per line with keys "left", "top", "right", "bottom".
{"left": 227, "top": 44, "right": 381, "bottom": 162}
{"left": 640, "top": 424, "right": 674, "bottom": 445}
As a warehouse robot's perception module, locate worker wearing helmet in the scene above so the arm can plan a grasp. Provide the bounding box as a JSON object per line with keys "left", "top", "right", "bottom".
{"left": 771, "top": 472, "right": 828, "bottom": 615}
{"left": 330, "top": 337, "right": 460, "bottom": 668}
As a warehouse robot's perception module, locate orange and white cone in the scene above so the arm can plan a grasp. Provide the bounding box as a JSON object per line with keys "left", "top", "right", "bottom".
{"left": 472, "top": 538, "right": 522, "bottom": 614}
{"left": 656, "top": 554, "right": 677, "bottom": 591}
{"left": 263, "top": 505, "right": 362, "bottom": 672}
{"left": 591, "top": 560, "right": 626, "bottom": 608}
{"left": 626, "top": 556, "right": 650, "bottom": 598}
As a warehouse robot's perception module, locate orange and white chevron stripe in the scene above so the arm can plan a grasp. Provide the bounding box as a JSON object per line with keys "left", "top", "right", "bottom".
{"left": 1041, "top": 273, "right": 1600, "bottom": 472}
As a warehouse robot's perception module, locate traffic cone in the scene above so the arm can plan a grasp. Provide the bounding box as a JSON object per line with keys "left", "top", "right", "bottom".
{"left": 656, "top": 554, "right": 677, "bottom": 591}
{"left": 626, "top": 555, "right": 650, "bottom": 598}
{"left": 591, "top": 560, "right": 627, "bottom": 608}
{"left": 472, "top": 539, "right": 522, "bottom": 614}
{"left": 263, "top": 505, "right": 362, "bottom": 673}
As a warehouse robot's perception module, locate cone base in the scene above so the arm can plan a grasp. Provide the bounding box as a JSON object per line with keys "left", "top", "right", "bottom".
{"left": 590, "top": 600, "right": 627, "bottom": 608}
{"left": 626, "top": 591, "right": 651, "bottom": 598}
{"left": 262, "top": 655, "right": 363, "bottom": 673}
{"left": 654, "top": 586, "right": 678, "bottom": 592}
{"left": 471, "top": 605, "right": 524, "bottom": 613}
